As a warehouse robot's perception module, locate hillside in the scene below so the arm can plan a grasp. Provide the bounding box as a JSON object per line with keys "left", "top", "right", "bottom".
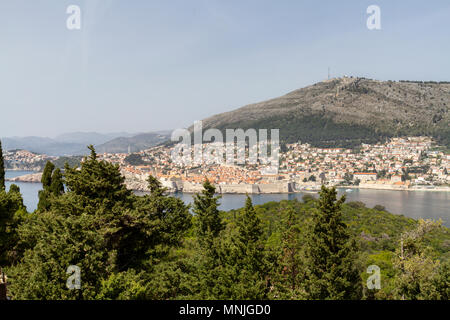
{"left": 1, "top": 131, "right": 169, "bottom": 156}
{"left": 54, "top": 132, "right": 133, "bottom": 146}
{"left": 1, "top": 136, "right": 85, "bottom": 156}
{"left": 96, "top": 132, "right": 170, "bottom": 154}
{"left": 200, "top": 78, "right": 450, "bottom": 148}
{"left": 1, "top": 132, "right": 132, "bottom": 156}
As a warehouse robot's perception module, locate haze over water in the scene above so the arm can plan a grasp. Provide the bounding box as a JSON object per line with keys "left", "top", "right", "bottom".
{"left": 6, "top": 171, "right": 449, "bottom": 227}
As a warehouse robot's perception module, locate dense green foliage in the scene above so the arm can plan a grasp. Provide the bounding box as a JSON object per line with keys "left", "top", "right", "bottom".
{"left": 37, "top": 161, "right": 64, "bottom": 212}
{"left": 52, "top": 156, "right": 83, "bottom": 170}
{"left": 6, "top": 146, "right": 192, "bottom": 299}
{"left": 209, "top": 113, "right": 450, "bottom": 149}
{"left": 212, "top": 114, "right": 391, "bottom": 149}
{"left": 0, "top": 186, "right": 26, "bottom": 266}
{"left": 0, "top": 140, "right": 5, "bottom": 190}
{"left": 303, "top": 187, "right": 361, "bottom": 299}
{"left": 1, "top": 147, "right": 448, "bottom": 300}
{"left": 124, "top": 154, "right": 146, "bottom": 166}
{"left": 0, "top": 141, "right": 27, "bottom": 266}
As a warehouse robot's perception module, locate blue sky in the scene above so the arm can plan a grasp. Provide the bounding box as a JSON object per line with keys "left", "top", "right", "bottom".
{"left": 1, "top": 0, "right": 449, "bottom": 137}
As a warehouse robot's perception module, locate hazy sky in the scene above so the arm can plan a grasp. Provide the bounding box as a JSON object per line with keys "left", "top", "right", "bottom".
{"left": 1, "top": 0, "right": 449, "bottom": 137}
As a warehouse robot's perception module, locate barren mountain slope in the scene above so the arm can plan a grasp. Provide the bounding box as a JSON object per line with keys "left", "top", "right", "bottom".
{"left": 200, "top": 78, "right": 449, "bottom": 148}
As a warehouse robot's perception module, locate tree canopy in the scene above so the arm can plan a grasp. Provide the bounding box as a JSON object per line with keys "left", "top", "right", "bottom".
{"left": 1, "top": 147, "right": 448, "bottom": 300}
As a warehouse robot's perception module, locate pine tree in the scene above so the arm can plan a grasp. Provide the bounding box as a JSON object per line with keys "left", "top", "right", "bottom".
{"left": 0, "top": 140, "right": 5, "bottom": 190}
{"left": 63, "top": 145, "right": 132, "bottom": 208}
{"left": 304, "top": 185, "right": 362, "bottom": 300}
{"left": 133, "top": 175, "right": 192, "bottom": 265}
{"left": 147, "top": 175, "right": 166, "bottom": 199}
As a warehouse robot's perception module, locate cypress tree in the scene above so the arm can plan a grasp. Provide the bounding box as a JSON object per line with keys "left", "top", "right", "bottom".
{"left": 193, "top": 179, "right": 224, "bottom": 247}
{"left": 41, "top": 161, "right": 55, "bottom": 189}
{"left": 236, "top": 196, "right": 264, "bottom": 256}
{"left": 304, "top": 186, "right": 362, "bottom": 300}
{"left": 50, "top": 168, "right": 64, "bottom": 196}
{"left": 231, "top": 196, "right": 268, "bottom": 299}
{"left": 8, "top": 184, "right": 20, "bottom": 195}
{"left": 0, "top": 140, "right": 5, "bottom": 190}
{"left": 281, "top": 208, "right": 302, "bottom": 293}
{"left": 37, "top": 190, "right": 51, "bottom": 212}
{"left": 271, "top": 206, "right": 305, "bottom": 299}
{"left": 87, "top": 144, "right": 97, "bottom": 161}
{"left": 193, "top": 180, "right": 225, "bottom": 299}
{"left": 38, "top": 161, "right": 55, "bottom": 211}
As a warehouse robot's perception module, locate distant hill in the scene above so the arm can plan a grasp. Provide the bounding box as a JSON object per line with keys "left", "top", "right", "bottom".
{"left": 54, "top": 132, "right": 134, "bottom": 146}
{"left": 1, "top": 132, "right": 134, "bottom": 156}
{"left": 1, "top": 131, "right": 172, "bottom": 156}
{"left": 199, "top": 78, "right": 450, "bottom": 148}
{"left": 95, "top": 132, "right": 171, "bottom": 154}
{"left": 1, "top": 131, "right": 171, "bottom": 156}
{"left": 1, "top": 136, "right": 85, "bottom": 156}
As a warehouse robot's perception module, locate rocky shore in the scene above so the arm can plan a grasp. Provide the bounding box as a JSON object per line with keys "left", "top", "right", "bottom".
{"left": 6, "top": 172, "right": 42, "bottom": 183}
{"left": 120, "top": 170, "right": 295, "bottom": 194}
{"left": 7, "top": 171, "right": 450, "bottom": 193}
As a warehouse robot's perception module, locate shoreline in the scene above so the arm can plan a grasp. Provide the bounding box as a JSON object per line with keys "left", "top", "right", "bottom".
{"left": 149, "top": 185, "right": 450, "bottom": 194}
{"left": 7, "top": 181, "right": 450, "bottom": 193}
{"left": 337, "top": 185, "right": 450, "bottom": 192}
{"left": 5, "top": 172, "right": 42, "bottom": 183}
{"left": 6, "top": 171, "right": 450, "bottom": 193}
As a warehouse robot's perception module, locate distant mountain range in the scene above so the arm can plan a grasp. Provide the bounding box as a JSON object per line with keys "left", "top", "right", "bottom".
{"left": 3, "top": 78, "right": 449, "bottom": 156}
{"left": 55, "top": 132, "right": 134, "bottom": 146}
{"left": 1, "top": 131, "right": 171, "bottom": 156}
{"left": 2, "top": 136, "right": 85, "bottom": 156}
{"left": 199, "top": 77, "right": 450, "bottom": 148}
{"left": 95, "top": 132, "right": 171, "bottom": 154}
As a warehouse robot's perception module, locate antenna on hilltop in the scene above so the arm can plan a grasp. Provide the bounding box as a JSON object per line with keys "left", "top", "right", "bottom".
{"left": 328, "top": 67, "right": 330, "bottom": 80}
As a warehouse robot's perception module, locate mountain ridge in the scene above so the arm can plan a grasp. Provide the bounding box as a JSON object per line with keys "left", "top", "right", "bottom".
{"left": 199, "top": 77, "right": 450, "bottom": 148}
{"left": 1, "top": 131, "right": 170, "bottom": 156}
{"left": 95, "top": 132, "right": 171, "bottom": 154}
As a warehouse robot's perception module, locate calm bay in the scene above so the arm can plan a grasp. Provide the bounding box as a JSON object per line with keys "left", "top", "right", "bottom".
{"left": 6, "top": 171, "right": 449, "bottom": 227}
